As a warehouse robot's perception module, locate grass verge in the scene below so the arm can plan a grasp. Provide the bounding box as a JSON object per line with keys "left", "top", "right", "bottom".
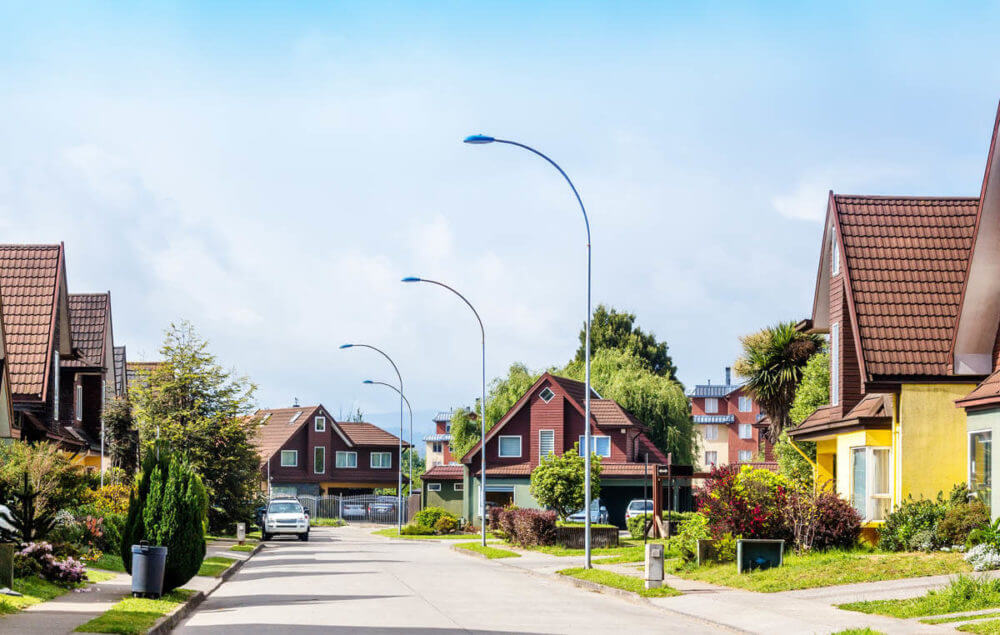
{"left": 674, "top": 549, "right": 968, "bottom": 593}
{"left": 527, "top": 539, "right": 667, "bottom": 559}
{"left": 372, "top": 528, "right": 491, "bottom": 540}
{"left": 0, "top": 576, "right": 73, "bottom": 614}
{"left": 958, "top": 620, "right": 1000, "bottom": 634}
{"left": 829, "top": 630, "right": 885, "bottom": 635}
{"left": 74, "top": 588, "right": 194, "bottom": 634}
{"left": 85, "top": 570, "right": 118, "bottom": 583}
{"left": 840, "top": 575, "right": 1000, "bottom": 618}
{"left": 229, "top": 544, "right": 256, "bottom": 553}
{"left": 197, "top": 556, "right": 237, "bottom": 577}
{"left": 310, "top": 518, "right": 346, "bottom": 527}
{"left": 557, "top": 567, "right": 680, "bottom": 598}
{"left": 453, "top": 542, "right": 520, "bottom": 559}
{"left": 922, "top": 611, "right": 1000, "bottom": 625}
{"left": 206, "top": 530, "right": 261, "bottom": 541}
{"left": 88, "top": 553, "right": 125, "bottom": 573}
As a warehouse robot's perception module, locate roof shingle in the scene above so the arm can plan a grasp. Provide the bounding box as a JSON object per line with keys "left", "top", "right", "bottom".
{"left": 63, "top": 293, "right": 109, "bottom": 368}
{"left": 338, "top": 421, "right": 410, "bottom": 448}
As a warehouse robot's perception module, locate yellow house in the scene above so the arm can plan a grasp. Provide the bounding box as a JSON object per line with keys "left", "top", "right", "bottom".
{"left": 788, "top": 103, "right": 1000, "bottom": 533}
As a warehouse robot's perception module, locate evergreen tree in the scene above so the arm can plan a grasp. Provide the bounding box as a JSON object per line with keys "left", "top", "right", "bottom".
{"left": 121, "top": 450, "right": 169, "bottom": 574}
{"left": 103, "top": 396, "right": 139, "bottom": 479}
{"left": 575, "top": 304, "right": 678, "bottom": 380}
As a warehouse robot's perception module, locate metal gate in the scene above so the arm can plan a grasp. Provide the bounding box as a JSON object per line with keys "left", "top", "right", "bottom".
{"left": 295, "top": 494, "right": 414, "bottom": 525}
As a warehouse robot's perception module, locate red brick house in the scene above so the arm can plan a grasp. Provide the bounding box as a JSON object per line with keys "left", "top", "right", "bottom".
{"left": 254, "top": 404, "right": 410, "bottom": 497}
{"left": 452, "top": 372, "right": 676, "bottom": 527}
{"left": 688, "top": 367, "right": 772, "bottom": 469}
{"left": 424, "top": 410, "right": 455, "bottom": 467}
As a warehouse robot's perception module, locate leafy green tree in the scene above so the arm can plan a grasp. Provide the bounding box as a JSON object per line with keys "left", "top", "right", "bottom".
{"left": 733, "top": 322, "right": 824, "bottom": 442}
{"left": 449, "top": 408, "right": 479, "bottom": 461}
{"left": 562, "top": 348, "right": 694, "bottom": 465}
{"left": 103, "top": 396, "right": 139, "bottom": 479}
{"left": 529, "top": 444, "right": 602, "bottom": 520}
{"left": 776, "top": 351, "right": 829, "bottom": 487}
{"left": 0, "top": 441, "right": 88, "bottom": 513}
{"left": 130, "top": 321, "right": 261, "bottom": 533}
{"left": 402, "top": 448, "right": 425, "bottom": 495}
{"left": 451, "top": 364, "right": 541, "bottom": 461}
{"left": 575, "top": 304, "right": 677, "bottom": 379}
{"left": 0, "top": 472, "right": 58, "bottom": 542}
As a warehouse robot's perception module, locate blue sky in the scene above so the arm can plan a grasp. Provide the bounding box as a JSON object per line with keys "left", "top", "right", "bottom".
{"left": 2, "top": 3, "right": 1000, "bottom": 449}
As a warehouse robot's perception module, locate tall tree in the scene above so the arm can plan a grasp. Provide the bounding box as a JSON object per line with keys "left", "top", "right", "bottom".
{"left": 103, "top": 396, "right": 139, "bottom": 479}
{"left": 733, "top": 321, "right": 824, "bottom": 443}
{"left": 776, "top": 351, "right": 829, "bottom": 487}
{"left": 575, "top": 304, "right": 678, "bottom": 379}
{"left": 130, "top": 321, "right": 261, "bottom": 533}
{"left": 562, "top": 348, "right": 694, "bottom": 465}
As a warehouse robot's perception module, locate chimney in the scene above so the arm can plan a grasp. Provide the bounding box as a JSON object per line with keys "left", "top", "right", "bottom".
{"left": 725, "top": 367, "right": 731, "bottom": 386}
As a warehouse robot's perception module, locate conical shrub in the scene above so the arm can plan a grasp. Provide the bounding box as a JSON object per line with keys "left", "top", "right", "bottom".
{"left": 121, "top": 451, "right": 168, "bottom": 574}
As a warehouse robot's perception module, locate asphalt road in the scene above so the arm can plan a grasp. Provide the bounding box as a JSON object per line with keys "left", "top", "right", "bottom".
{"left": 174, "top": 525, "right": 717, "bottom": 634}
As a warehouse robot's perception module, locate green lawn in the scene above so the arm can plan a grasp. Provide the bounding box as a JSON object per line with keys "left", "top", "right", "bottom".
{"left": 840, "top": 575, "right": 1000, "bottom": 618}
{"left": 829, "top": 630, "right": 885, "bottom": 635}
{"left": 74, "top": 588, "right": 194, "bottom": 634}
{"left": 674, "top": 550, "right": 969, "bottom": 593}
{"left": 310, "top": 518, "right": 346, "bottom": 527}
{"left": 557, "top": 567, "right": 680, "bottom": 598}
{"left": 453, "top": 542, "right": 520, "bottom": 559}
{"left": 959, "top": 620, "right": 1000, "bottom": 634}
{"left": 0, "top": 576, "right": 72, "bottom": 614}
{"left": 525, "top": 539, "right": 665, "bottom": 559}
{"left": 922, "top": 611, "right": 1000, "bottom": 625}
{"left": 88, "top": 553, "right": 125, "bottom": 573}
{"left": 206, "top": 530, "right": 261, "bottom": 541}
{"left": 86, "top": 570, "right": 117, "bottom": 583}
{"left": 229, "top": 544, "right": 256, "bottom": 553}
{"left": 372, "top": 528, "right": 491, "bottom": 540}
{"left": 197, "top": 556, "right": 237, "bottom": 577}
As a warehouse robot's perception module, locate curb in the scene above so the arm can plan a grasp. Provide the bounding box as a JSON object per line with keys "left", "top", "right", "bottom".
{"left": 148, "top": 542, "right": 263, "bottom": 635}
{"left": 450, "top": 544, "right": 490, "bottom": 560}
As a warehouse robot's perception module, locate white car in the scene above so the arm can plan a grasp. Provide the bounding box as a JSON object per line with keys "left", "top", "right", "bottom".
{"left": 625, "top": 499, "right": 654, "bottom": 521}
{"left": 262, "top": 499, "right": 310, "bottom": 541}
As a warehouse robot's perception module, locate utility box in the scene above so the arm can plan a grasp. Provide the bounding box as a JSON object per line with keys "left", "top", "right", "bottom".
{"left": 644, "top": 542, "right": 664, "bottom": 589}
{"left": 236, "top": 522, "right": 246, "bottom": 545}
{"left": 736, "top": 539, "right": 784, "bottom": 574}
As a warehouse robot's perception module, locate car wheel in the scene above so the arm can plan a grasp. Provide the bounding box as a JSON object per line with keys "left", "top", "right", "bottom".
{"left": 299, "top": 532, "right": 309, "bottom": 542}
{"left": 262, "top": 533, "right": 271, "bottom": 541}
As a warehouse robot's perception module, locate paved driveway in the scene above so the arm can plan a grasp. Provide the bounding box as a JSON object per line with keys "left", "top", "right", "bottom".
{"left": 175, "top": 526, "right": 718, "bottom": 633}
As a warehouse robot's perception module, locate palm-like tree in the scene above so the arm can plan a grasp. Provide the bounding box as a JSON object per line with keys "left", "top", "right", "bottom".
{"left": 733, "top": 322, "right": 824, "bottom": 443}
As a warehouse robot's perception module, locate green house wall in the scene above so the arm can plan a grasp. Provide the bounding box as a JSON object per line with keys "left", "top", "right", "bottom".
{"left": 422, "top": 481, "right": 464, "bottom": 517}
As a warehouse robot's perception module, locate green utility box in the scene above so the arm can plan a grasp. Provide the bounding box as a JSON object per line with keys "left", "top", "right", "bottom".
{"left": 736, "top": 539, "right": 784, "bottom": 574}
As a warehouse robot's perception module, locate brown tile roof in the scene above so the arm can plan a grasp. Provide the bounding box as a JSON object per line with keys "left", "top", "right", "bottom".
{"left": 0, "top": 245, "right": 64, "bottom": 399}
{"left": 600, "top": 463, "right": 659, "bottom": 477}
{"left": 957, "top": 368, "right": 1000, "bottom": 409}
{"left": 589, "top": 399, "right": 644, "bottom": 428}
{"left": 338, "top": 421, "right": 410, "bottom": 448}
{"left": 548, "top": 374, "right": 600, "bottom": 406}
{"left": 113, "top": 346, "right": 127, "bottom": 396}
{"left": 422, "top": 465, "right": 464, "bottom": 481}
{"left": 834, "top": 195, "right": 979, "bottom": 377}
{"left": 482, "top": 465, "right": 532, "bottom": 477}
{"left": 63, "top": 293, "right": 109, "bottom": 368}
{"left": 788, "top": 395, "right": 893, "bottom": 440}
{"left": 252, "top": 406, "right": 319, "bottom": 460}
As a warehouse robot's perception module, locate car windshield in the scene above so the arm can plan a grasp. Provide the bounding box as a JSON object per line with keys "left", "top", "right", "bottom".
{"left": 268, "top": 502, "right": 303, "bottom": 514}
{"left": 629, "top": 501, "right": 653, "bottom": 511}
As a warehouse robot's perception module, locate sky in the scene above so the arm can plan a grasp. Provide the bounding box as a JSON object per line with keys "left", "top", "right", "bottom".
{"left": 2, "top": 2, "right": 1000, "bottom": 451}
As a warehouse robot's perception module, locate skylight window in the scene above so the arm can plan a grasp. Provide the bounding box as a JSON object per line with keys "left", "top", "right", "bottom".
{"left": 539, "top": 387, "right": 555, "bottom": 403}
{"left": 289, "top": 411, "right": 302, "bottom": 425}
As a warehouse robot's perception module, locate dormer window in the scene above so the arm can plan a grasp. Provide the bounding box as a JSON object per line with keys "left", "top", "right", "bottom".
{"left": 315, "top": 416, "right": 326, "bottom": 432}
{"left": 539, "top": 387, "right": 555, "bottom": 403}
{"left": 832, "top": 236, "right": 840, "bottom": 276}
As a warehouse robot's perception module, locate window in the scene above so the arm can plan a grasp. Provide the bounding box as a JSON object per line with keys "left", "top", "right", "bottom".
{"left": 704, "top": 398, "right": 718, "bottom": 413}
{"left": 703, "top": 424, "right": 718, "bottom": 441}
{"left": 289, "top": 411, "right": 302, "bottom": 425}
{"left": 427, "top": 483, "right": 441, "bottom": 492}
{"left": 445, "top": 423, "right": 451, "bottom": 433}
{"left": 738, "top": 450, "right": 753, "bottom": 462}
{"left": 705, "top": 451, "right": 718, "bottom": 466}
{"left": 454, "top": 482, "right": 463, "bottom": 491}
{"left": 738, "top": 396, "right": 753, "bottom": 412}
{"left": 851, "top": 446, "right": 891, "bottom": 521}
{"left": 75, "top": 383, "right": 83, "bottom": 421}
{"left": 432, "top": 442, "right": 443, "bottom": 453}
{"left": 830, "top": 323, "right": 840, "bottom": 406}
{"left": 498, "top": 436, "right": 522, "bottom": 458}
{"left": 371, "top": 452, "right": 392, "bottom": 469}
{"left": 738, "top": 423, "right": 753, "bottom": 440}
{"left": 539, "top": 387, "right": 555, "bottom": 403}
{"left": 280, "top": 450, "right": 298, "bottom": 467}
{"left": 314, "top": 416, "right": 326, "bottom": 432}
{"left": 539, "top": 430, "right": 555, "bottom": 459}
{"left": 970, "top": 430, "right": 992, "bottom": 514}
{"left": 832, "top": 236, "right": 840, "bottom": 275}
{"left": 313, "top": 447, "right": 325, "bottom": 474}
{"left": 578, "top": 436, "right": 611, "bottom": 458}
{"left": 53, "top": 351, "right": 60, "bottom": 420}
{"left": 335, "top": 451, "right": 357, "bottom": 468}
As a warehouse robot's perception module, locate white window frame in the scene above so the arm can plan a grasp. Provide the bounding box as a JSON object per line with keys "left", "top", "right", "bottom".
{"left": 313, "top": 446, "right": 325, "bottom": 474}
{"left": 738, "top": 450, "right": 754, "bottom": 462}
{"left": 432, "top": 442, "right": 443, "bottom": 453}
{"left": 969, "top": 429, "right": 992, "bottom": 506}
{"left": 578, "top": 435, "right": 611, "bottom": 458}
{"left": 738, "top": 396, "right": 753, "bottom": 412}
{"left": 832, "top": 235, "right": 840, "bottom": 275}
{"left": 427, "top": 483, "right": 441, "bottom": 492}
{"left": 850, "top": 445, "right": 891, "bottom": 522}
{"left": 280, "top": 450, "right": 298, "bottom": 467}
{"left": 498, "top": 435, "right": 522, "bottom": 458}
{"left": 703, "top": 424, "right": 718, "bottom": 441}
{"left": 539, "top": 429, "right": 555, "bottom": 460}
{"left": 371, "top": 452, "right": 392, "bottom": 469}
{"left": 454, "top": 482, "right": 463, "bottom": 491}
{"left": 539, "top": 387, "right": 556, "bottom": 403}
{"left": 830, "top": 323, "right": 840, "bottom": 406}
{"left": 335, "top": 451, "right": 357, "bottom": 468}
{"left": 704, "top": 397, "right": 718, "bottom": 413}
{"left": 314, "top": 416, "right": 326, "bottom": 432}
{"left": 75, "top": 383, "right": 83, "bottom": 421}
{"left": 705, "top": 451, "right": 718, "bottom": 466}
{"left": 738, "top": 423, "right": 753, "bottom": 440}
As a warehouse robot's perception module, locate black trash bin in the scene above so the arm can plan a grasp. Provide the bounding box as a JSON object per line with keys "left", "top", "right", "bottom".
{"left": 131, "top": 541, "right": 168, "bottom": 598}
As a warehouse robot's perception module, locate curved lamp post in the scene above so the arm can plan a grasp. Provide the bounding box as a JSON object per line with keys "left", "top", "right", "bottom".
{"left": 339, "top": 343, "right": 405, "bottom": 533}
{"left": 402, "top": 276, "right": 487, "bottom": 547}
{"left": 463, "top": 134, "right": 594, "bottom": 567}
{"left": 363, "top": 380, "right": 414, "bottom": 500}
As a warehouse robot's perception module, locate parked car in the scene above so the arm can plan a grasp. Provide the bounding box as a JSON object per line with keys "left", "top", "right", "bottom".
{"left": 262, "top": 499, "right": 310, "bottom": 541}
{"left": 567, "top": 501, "right": 609, "bottom": 524}
{"left": 624, "top": 499, "right": 654, "bottom": 521}
{"left": 342, "top": 502, "right": 367, "bottom": 519}
{"left": 368, "top": 496, "right": 398, "bottom": 520}
{"left": 254, "top": 505, "right": 267, "bottom": 529}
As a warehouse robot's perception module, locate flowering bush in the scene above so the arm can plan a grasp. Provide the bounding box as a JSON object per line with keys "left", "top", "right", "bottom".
{"left": 965, "top": 543, "right": 1000, "bottom": 571}
{"left": 87, "top": 484, "right": 131, "bottom": 516}
{"left": 698, "top": 464, "right": 792, "bottom": 541}
{"left": 16, "top": 542, "right": 87, "bottom": 585}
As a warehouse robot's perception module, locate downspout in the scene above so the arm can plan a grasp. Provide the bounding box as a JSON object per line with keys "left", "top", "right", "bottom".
{"left": 787, "top": 437, "right": 819, "bottom": 491}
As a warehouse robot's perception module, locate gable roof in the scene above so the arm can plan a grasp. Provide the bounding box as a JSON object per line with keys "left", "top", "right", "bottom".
{"left": 63, "top": 293, "right": 110, "bottom": 368}
{"left": 253, "top": 405, "right": 321, "bottom": 460}
{"left": 957, "top": 367, "right": 1000, "bottom": 410}
{"left": 338, "top": 421, "right": 410, "bottom": 448}
{"left": 788, "top": 394, "right": 893, "bottom": 441}
{"left": 113, "top": 346, "right": 127, "bottom": 396}
{"left": 687, "top": 384, "right": 742, "bottom": 398}
{"left": 814, "top": 195, "right": 979, "bottom": 379}
{"left": 421, "top": 465, "right": 464, "bottom": 481}
{"left": 0, "top": 244, "right": 73, "bottom": 400}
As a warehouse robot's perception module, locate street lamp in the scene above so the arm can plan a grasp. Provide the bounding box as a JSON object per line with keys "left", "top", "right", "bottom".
{"left": 363, "top": 380, "right": 414, "bottom": 499}
{"left": 339, "top": 343, "right": 405, "bottom": 534}
{"left": 463, "top": 134, "right": 595, "bottom": 567}
{"left": 402, "top": 276, "right": 488, "bottom": 547}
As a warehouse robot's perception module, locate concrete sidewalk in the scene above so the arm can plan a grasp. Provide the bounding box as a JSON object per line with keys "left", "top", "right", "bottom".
{"left": 0, "top": 571, "right": 132, "bottom": 635}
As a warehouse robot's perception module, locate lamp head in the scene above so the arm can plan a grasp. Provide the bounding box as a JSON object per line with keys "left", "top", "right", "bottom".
{"left": 401, "top": 276, "right": 421, "bottom": 283}
{"left": 463, "top": 134, "right": 495, "bottom": 144}
{"left": 339, "top": 344, "right": 353, "bottom": 349}
{"left": 362, "top": 379, "right": 374, "bottom": 385}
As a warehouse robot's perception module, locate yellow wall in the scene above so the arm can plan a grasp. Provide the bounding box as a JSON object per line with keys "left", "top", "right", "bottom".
{"left": 831, "top": 429, "right": 892, "bottom": 505}
{"left": 697, "top": 425, "right": 730, "bottom": 469}
{"left": 898, "top": 384, "right": 975, "bottom": 502}
{"left": 815, "top": 439, "right": 837, "bottom": 491}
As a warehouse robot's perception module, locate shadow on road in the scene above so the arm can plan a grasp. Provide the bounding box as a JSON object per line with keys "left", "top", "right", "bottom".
{"left": 202, "top": 593, "right": 405, "bottom": 611}
{"left": 235, "top": 570, "right": 378, "bottom": 582}
{"left": 180, "top": 626, "right": 545, "bottom": 634}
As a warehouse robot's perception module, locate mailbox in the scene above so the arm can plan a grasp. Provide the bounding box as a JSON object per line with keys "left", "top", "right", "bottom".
{"left": 236, "top": 522, "right": 246, "bottom": 545}
{"left": 644, "top": 542, "right": 664, "bottom": 589}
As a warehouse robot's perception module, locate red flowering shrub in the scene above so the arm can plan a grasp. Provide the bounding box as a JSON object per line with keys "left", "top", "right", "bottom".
{"left": 491, "top": 507, "right": 556, "bottom": 546}
{"left": 811, "top": 491, "right": 862, "bottom": 550}
{"left": 697, "top": 464, "right": 792, "bottom": 542}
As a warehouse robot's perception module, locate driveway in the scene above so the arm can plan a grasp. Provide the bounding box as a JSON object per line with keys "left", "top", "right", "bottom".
{"left": 174, "top": 526, "right": 720, "bottom": 633}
